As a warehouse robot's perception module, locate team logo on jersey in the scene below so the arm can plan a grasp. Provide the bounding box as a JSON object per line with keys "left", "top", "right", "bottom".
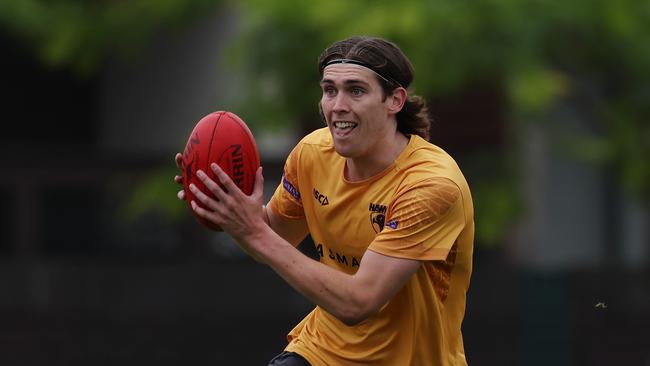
{"left": 313, "top": 188, "right": 329, "bottom": 206}
{"left": 369, "top": 202, "right": 387, "bottom": 233}
{"left": 386, "top": 219, "right": 399, "bottom": 230}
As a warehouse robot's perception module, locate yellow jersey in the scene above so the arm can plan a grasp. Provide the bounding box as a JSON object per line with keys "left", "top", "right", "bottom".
{"left": 269, "top": 128, "right": 474, "bottom": 366}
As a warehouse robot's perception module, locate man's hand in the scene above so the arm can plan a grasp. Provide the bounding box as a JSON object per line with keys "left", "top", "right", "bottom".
{"left": 174, "top": 153, "right": 186, "bottom": 201}
{"left": 189, "top": 163, "right": 267, "bottom": 245}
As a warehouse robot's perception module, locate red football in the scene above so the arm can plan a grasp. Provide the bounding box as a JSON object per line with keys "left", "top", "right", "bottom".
{"left": 181, "top": 111, "right": 260, "bottom": 230}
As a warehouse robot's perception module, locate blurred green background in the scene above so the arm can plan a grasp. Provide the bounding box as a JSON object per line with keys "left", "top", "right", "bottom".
{"left": 1, "top": 0, "right": 648, "bottom": 365}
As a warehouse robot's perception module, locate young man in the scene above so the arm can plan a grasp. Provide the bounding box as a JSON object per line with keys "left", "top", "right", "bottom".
{"left": 176, "top": 36, "right": 474, "bottom": 365}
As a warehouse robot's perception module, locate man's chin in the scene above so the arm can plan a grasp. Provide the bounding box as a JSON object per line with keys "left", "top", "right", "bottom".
{"left": 333, "top": 145, "right": 357, "bottom": 159}
{"left": 332, "top": 142, "right": 350, "bottom": 157}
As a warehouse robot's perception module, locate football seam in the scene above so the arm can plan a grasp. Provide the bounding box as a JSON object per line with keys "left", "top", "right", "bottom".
{"left": 207, "top": 111, "right": 224, "bottom": 178}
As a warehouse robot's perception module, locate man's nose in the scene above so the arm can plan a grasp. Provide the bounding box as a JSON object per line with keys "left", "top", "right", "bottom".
{"left": 332, "top": 94, "right": 349, "bottom": 113}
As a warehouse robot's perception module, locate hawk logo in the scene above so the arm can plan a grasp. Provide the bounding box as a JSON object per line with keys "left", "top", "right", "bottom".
{"left": 313, "top": 188, "right": 329, "bottom": 206}
{"left": 369, "top": 202, "right": 387, "bottom": 233}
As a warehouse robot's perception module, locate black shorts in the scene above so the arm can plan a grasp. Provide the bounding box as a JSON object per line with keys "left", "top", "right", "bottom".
{"left": 267, "top": 351, "right": 311, "bottom": 366}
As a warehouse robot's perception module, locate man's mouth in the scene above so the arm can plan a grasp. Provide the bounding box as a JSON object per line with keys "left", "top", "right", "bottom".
{"left": 333, "top": 121, "right": 358, "bottom": 131}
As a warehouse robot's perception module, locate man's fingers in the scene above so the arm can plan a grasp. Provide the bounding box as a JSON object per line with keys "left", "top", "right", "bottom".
{"left": 210, "top": 163, "right": 243, "bottom": 196}
{"left": 196, "top": 169, "right": 229, "bottom": 202}
{"left": 253, "top": 166, "right": 264, "bottom": 201}
{"left": 174, "top": 154, "right": 185, "bottom": 200}
{"left": 189, "top": 182, "right": 220, "bottom": 211}
{"left": 175, "top": 153, "right": 183, "bottom": 169}
{"left": 191, "top": 200, "right": 222, "bottom": 226}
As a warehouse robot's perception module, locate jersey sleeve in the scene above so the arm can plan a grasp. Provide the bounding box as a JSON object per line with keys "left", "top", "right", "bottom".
{"left": 369, "top": 177, "right": 465, "bottom": 261}
{"left": 268, "top": 142, "right": 306, "bottom": 220}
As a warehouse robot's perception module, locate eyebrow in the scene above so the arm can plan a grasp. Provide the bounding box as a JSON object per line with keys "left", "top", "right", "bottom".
{"left": 320, "top": 78, "right": 371, "bottom": 87}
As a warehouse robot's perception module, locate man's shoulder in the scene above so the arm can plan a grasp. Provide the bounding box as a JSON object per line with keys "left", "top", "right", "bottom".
{"left": 285, "top": 128, "right": 337, "bottom": 170}
{"left": 400, "top": 137, "right": 462, "bottom": 177}
{"left": 291, "top": 128, "right": 336, "bottom": 164}
{"left": 396, "top": 136, "right": 471, "bottom": 196}
{"left": 299, "top": 127, "right": 333, "bottom": 148}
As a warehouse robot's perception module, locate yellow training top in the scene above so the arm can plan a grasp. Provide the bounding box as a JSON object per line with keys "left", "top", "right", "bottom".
{"left": 269, "top": 128, "right": 474, "bottom": 366}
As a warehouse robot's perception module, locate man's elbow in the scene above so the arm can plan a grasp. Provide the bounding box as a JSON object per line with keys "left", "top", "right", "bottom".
{"left": 337, "top": 296, "right": 381, "bottom": 326}
{"left": 338, "top": 310, "right": 368, "bottom": 326}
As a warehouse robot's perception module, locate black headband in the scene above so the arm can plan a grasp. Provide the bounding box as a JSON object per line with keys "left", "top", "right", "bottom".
{"left": 324, "top": 58, "right": 403, "bottom": 88}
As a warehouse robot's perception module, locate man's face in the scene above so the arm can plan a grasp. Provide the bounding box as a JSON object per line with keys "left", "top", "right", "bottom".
{"left": 319, "top": 64, "right": 399, "bottom": 160}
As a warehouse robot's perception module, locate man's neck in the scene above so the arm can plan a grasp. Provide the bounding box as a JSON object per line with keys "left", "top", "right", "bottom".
{"left": 344, "top": 132, "right": 409, "bottom": 182}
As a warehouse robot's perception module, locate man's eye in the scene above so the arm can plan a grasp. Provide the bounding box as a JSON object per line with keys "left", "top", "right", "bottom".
{"left": 351, "top": 88, "right": 364, "bottom": 96}
{"left": 324, "top": 87, "right": 337, "bottom": 97}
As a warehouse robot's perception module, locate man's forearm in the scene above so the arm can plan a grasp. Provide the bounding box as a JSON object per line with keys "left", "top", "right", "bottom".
{"left": 247, "top": 226, "right": 372, "bottom": 325}
{"left": 262, "top": 205, "right": 270, "bottom": 226}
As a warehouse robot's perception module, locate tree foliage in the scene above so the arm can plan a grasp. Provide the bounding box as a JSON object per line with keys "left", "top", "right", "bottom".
{"left": 2, "top": 0, "right": 648, "bottom": 244}
{"left": 0, "top": 0, "right": 221, "bottom": 74}
{"left": 227, "top": 0, "right": 650, "bottom": 244}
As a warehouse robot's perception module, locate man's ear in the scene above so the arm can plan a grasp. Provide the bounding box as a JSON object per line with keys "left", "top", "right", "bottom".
{"left": 387, "top": 87, "right": 407, "bottom": 115}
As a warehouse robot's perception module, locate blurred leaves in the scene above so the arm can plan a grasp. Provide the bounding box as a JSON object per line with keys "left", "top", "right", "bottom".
{"left": 229, "top": 0, "right": 650, "bottom": 121}
{"left": 227, "top": 0, "right": 650, "bottom": 243}
{"left": 2, "top": 0, "right": 649, "bottom": 244}
{"left": 122, "top": 167, "right": 186, "bottom": 222}
{"left": 473, "top": 178, "right": 521, "bottom": 247}
{"left": 0, "top": 0, "right": 221, "bottom": 74}
{"left": 509, "top": 68, "right": 570, "bottom": 114}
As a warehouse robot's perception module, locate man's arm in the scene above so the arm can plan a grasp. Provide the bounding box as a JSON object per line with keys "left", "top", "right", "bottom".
{"left": 254, "top": 230, "right": 421, "bottom": 325}
{"left": 242, "top": 203, "right": 307, "bottom": 263}
{"left": 189, "top": 164, "right": 421, "bottom": 325}
{"left": 263, "top": 205, "right": 309, "bottom": 247}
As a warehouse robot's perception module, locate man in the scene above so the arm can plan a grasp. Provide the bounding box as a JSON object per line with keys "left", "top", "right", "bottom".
{"left": 175, "top": 36, "right": 474, "bottom": 365}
